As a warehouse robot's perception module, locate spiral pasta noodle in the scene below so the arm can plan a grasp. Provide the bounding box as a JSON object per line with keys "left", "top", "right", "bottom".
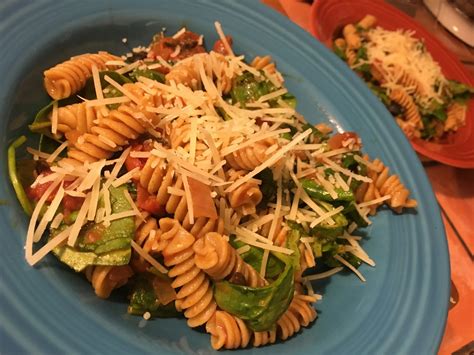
{"left": 84, "top": 265, "right": 134, "bottom": 299}
{"left": 226, "top": 169, "right": 262, "bottom": 216}
{"left": 357, "top": 14, "right": 377, "bottom": 30}
{"left": 206, "top": 294, "right": 316, "bottom": 349}
{"left": 193, "top": 232, "right": 266, "bottom": 287}
{"left": 444, "top": 102, "right": 466, "bottom": 132}
{"left": 251, "top": 56, "right": 277, "bottom": 75}
{"left": 257, "top": 216, "right": 289, "bottom": 247}
{"left": 356, "top": 155, "right": 417, "bottom": 213}
{"left": 206, "top": 310, "right": 277, "bottom": 350}
{"left": 389, "top": 88, "right": 422, "bottom": 138}
{"left": 166, "top": 61, "right": 201, "bottom": 90}
{"left": 390, "top": 66, "right": 425, "bottom": 98}
{"left": 225, "top": 137, "right": 276, "bottom": 171}
{"left": 345, "top": 49, "right": 357, "bottom": 67}
{"left": 51, "top": 102, "right": 98, "bottom": 136}
{"left": 44, "top": 51, "right": 120, "bottom": 100}
{"left": 131, "top": 214, "right": 160, "bottom": 272}
{"left": 153, "top": 218, "right": 217, "bottom": 327}
{"left": 59, "top": 83, "right": 164, "bottom": 166}
{"left": 277, "top": 294, "right": 317, "bottom": 340}
{"left": 343, "top": 24, "right": 361, "bottom": 50}
{"left": 138, "top": 155, "right": 222, "bottom": 238}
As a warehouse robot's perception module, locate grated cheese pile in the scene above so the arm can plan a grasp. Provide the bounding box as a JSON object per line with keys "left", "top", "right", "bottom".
{"left": 365, "top": 27, "right": 447, "bottom": 107}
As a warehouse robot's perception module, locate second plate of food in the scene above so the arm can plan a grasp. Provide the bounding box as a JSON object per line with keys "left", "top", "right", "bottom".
{"left": 311, "top": 0, "right": 474, "bottom": 168}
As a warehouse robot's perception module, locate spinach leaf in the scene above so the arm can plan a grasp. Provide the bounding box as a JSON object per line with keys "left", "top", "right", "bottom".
{"left": 448, "top": 80, "right": 474, "bottom": 105}
{"left": 301, "top": 178, "right": 354, "bottom": 203}
{"left": 8, "top": 136, "right": 33, "bottom": 215}
{"left": 356, "top": 46, "right": 368, "bottom": 61}
{"left": 367, "top": 83, "right": 390, "bottom": 105}
{"left": 448, "top": 80, "right": 474, "bottom": 96}
{"left": 214, "top": 263, "right": 294, "bottom": 332}
{"left": 128, "top": 274, "right": 180, "bottom": 318}
{"left": 230, "top": 72, "right": 274, "bottom": 107}
{"left": 82, "top": 71, "right": 132, "bottom": 100}
{"left": 333, "top": 44, "right": 346, "bottom": 61}
{"left": 230, "top": 237, "right": 284, "bottom": 279}
{"left": 38, "top": 135, "right": 63, "bottom": 155}
{"left": 256, "top": 168, "right": 276, "bottom": 209}
{"left": 128, "top": 68, "right": 165, "bottom": 83}
{"left": 52, "top": 185, "right": 135, "bottom": 272}
{"left": 342, "top": 201, "right": 369, "bottom": 228}
{"left": 52, "top": 243, "right": 131, "bottom": 272}
{"left": 75, "top": 185, "right": 135, "bottom": 253}
{"left": 422, "top": 101, "right": 447, "bottom": 122}
{"left": 310, "top": 201, "right": 348, "bottom": 239}
{"left": 29, "top": 95, "right": 80, "bottom": 138}
{"left": 281, "top": 93, "right": 297, "bottom": 109}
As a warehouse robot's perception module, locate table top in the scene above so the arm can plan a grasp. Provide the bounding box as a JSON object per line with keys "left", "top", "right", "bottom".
{"left": 262, "top": 1, "right": 474, "bottom": 354}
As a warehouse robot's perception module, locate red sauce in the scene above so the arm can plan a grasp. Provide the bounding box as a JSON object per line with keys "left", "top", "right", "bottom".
{"left": 213, "top": 35, "right": 233, "bottom": 55}
{"left": 148, "top": 31, "right": 205, "bottom": 61}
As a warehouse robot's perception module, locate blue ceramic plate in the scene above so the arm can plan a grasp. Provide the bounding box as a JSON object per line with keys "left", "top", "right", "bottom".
{"left": 0, "top": 0, "right": 449, "bottom": 354}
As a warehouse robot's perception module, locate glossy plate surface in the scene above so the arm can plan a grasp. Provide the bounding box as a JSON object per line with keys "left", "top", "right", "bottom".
{"left": 311, "top": 0, "right": 474, "bottom": 168}
{"left": 0, "top": 0, "right": 449, "bottom": 354}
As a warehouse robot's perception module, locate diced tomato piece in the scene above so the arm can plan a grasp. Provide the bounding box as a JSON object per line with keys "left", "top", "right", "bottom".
{"left": 213, "top": 35, "right": 233, "bottom": 55}
{"left": 62, "top": 194, "right": 84, "bottom": 212}
{"left": 136, "top": 184, "right": 165, "bottom": 215}
{"left": 27, "top": 181, "right": 54, "bottom": 202}
{"left": 328, "top": 132, "right": 359, "bottom": 150}
{"left": 148, "top": 31, "right": 205, "bottom": 61}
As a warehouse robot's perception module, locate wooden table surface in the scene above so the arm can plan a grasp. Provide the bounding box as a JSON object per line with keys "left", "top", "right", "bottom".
{"left": 261, "top": 0, "right": 474, "bottom": 354}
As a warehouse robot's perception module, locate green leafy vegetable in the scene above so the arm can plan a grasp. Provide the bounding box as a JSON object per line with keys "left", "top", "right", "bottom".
{"left": 448, "top": 80, "right": 474, "bottom": 105}
{"left": 301, "top": 178, "right": 354, "bottom": 203}
{"left": 75, "top": 185, "right": 135, "bottom": 253}
{"left": 38, "top": 135, "right": 63, "bottom": 155}
{"left": 310, "top": 201, "right": 348, "bottom": 239}
{"left": 343, "top": 202, "right": 369, "bottom": 228}
{"left": 52, "top": 185, "right": 135, "bottom": 271}
{"left": 333, "top": 44, "right": 346, "bottom": 61}
{"left": 367, "top": 83, "right": 390, "bottom": 106}
{"left": 128, "top": 274, "right": 179, "bottom": 318}
{"left": 8, "top": 136, "right": 33, "bottom": 215}
{"left": 356, "top": 46, "right": 368, "bottom": 61}
{"left": 281, "top": 93, "right": 297, "bottom": 108}
{"left": 301, "top": 123, "right": 329, "bottom": 143}
{"left": 29, "top": 95, "right": 79, "bottom": 139}
{"left": 255, "top": 168, "right": 276, "bottom": 209}
{"left": 128, "top": 68, "right": 165, "bottom": 83}
{"left": 230, "top": 237, "right": 284, "bottom": 279}
{"left": 214, "top": 263, "right": 294, "bottom": 331}
{"left": 230, "top": 72, "right": 274, "bottom": 107}
{"left": 53, "top": 242, "right": 131, "bottom": 272}
{"left": 82, "top": 71, "right": 132, "bottom": 100}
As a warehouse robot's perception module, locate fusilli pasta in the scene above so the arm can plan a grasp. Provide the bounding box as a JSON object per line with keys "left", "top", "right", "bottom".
{"left": 44, "top": 51, "right": 120, "bottom": 100}
{"left": 193, "top": 232, "right": 266, "bottom": 287}
{"left": 155, "top": 218, "right": 217, "bottom": 327}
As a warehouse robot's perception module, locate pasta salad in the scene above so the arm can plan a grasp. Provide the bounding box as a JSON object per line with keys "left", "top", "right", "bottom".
{"left": 333, "top": 15, "right": 473, "bottom": 141}
{"left": 8, "top": 22, "right": 417, "bottom": 350}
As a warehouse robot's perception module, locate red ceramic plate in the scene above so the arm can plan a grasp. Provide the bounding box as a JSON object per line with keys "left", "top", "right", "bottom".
{"left": 310, "top": 0, "right": 474, "bottom": 168}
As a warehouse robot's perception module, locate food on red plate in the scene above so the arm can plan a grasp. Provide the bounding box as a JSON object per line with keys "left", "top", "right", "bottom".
{"left": 332, "top": 14, "right": 474, "bottom": 141}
